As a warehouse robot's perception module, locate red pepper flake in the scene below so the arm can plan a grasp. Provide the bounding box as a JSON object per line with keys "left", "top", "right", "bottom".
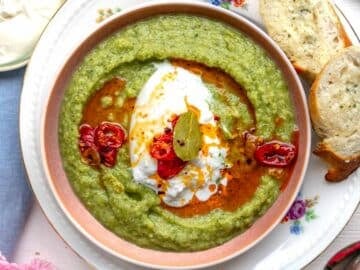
{"left": 150, "top": 115, "right": 187, "bottom": 179}
{"left": 254, "top": 141, "right": 297, "bottom": 167}
{"left": 150, "top": 133, "right": 177, "bottom": 161}
{"left": 78, "top": 122, "right": 126, "bottom": 168}
{"left": 169, "top": 115, "right": 180, "bottom": 128}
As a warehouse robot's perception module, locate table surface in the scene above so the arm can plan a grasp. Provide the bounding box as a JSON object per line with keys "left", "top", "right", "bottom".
{"left": 12, "top": 0, "right": 360, "bottom": 269}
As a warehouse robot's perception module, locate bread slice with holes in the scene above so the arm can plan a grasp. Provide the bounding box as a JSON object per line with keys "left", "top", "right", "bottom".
{"left": 260, "top": 0, "right": 351, "bottom": 82}
{"left": 309, "top": 45, "right": 360, "bottom": 181}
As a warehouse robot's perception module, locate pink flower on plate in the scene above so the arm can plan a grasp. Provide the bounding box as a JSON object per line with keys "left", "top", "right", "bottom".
{"left": 0, "top": 254, "right": 55, "bottom": 270}
{"left": 22, "top": 258, "right": 56, "bottom": 270}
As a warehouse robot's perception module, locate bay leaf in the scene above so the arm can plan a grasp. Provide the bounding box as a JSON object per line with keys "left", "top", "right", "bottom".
{"left": 173, "top": 111, "right": 202, "bottom": 161}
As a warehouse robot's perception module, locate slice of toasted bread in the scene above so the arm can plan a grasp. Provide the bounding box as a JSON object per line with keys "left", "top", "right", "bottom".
{"left": 260, "top": 0, "right": 351, "bottom": 82}
{"left": 309, "top": 45, "right": 360, "bottom": 182}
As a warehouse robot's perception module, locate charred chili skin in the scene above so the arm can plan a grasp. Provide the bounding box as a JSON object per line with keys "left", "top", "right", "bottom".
{"left": 79, "top": 124, "right": 96, "bottom": 152}
{"left": 150, "top": 133, "right": 177, "bottom": 161}
{"left": 149, "top": 130, "right": 187, "bottom": 179}
{"left": 157, "top": 158, "right": 187, "bottom": 179}
{"left": 100, "top": 148, "right": 118, "bottom": 167}
{"left": 94, "top": 122, "right": 126, "bottom": 149}
{"left": 149, "top": 116, "right": 187, "bottom": 179}
{"left": 79, "top": 122, "right": 126, "bottom": 167}
{"left": 254, "top": 141, "right": 297, "bottom": 167}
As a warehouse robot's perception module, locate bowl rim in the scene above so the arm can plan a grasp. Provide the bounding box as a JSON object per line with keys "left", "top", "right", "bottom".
{"left": 40, "top": 1, "right": 311, "bottom": 269}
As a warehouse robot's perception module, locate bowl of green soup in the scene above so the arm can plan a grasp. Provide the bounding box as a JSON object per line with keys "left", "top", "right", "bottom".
{"left": 42, "top": 1, "right": 311, "bottom": 268}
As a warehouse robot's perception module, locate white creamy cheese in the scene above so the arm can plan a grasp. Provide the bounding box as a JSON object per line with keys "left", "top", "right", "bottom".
{"left": 129, "top": 62, "right": 229, "bottom": 207}
{"left": 0, "top": 0, "right": 64, "bottom": 65}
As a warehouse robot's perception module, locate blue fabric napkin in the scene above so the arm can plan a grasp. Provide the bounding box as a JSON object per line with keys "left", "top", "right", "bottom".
{"left": 0, "top": 68, "right": 33, "bottom": 260}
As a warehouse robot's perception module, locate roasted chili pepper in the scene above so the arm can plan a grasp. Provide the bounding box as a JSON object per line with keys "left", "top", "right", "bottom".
{"left": 150, "top": 133, "right": 177, "bottom": 161}
{"left": 79, "top": 124, "right": 96, "bottom": 152}
{"left": 254, "top": 141, "right": 297, "bottom": 167}
{"left": 79, "top": 122, "right": 126, "bottom": 168}
{"left": 100, "top": 148, "right": 118, "bottom": 167}
{"left": 157, "top": 158, "right": 187, "bottom": 179}
{"left": 150, "top": 117, "right": 187, "bottom": 179}
{"left": 94, "top": 122, "right": 126, "bottom": 150}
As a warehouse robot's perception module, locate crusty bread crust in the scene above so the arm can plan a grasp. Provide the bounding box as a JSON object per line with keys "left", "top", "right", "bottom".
{"left": 314, "top": 142, "right": 360, "bottom": 182}
{"left": 309, "top": 46, "right": 360, "bottom": 182}
{"left": 327, "top": 1, "right": 352, "bottom": 48}
{"left": 260, "top": 0, "right": 351, "bottom": 82}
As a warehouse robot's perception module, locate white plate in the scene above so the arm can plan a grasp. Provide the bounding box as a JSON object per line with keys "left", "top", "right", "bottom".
{"left": 20, "top": 0, "right": 360, "bottom": 269}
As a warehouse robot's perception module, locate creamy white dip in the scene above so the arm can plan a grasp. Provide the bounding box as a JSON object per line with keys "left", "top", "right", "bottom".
{"left": 0, "top": 0, "right": 64, "bottom": 66}
{"left": 129, "top": 62, "right": 229, "bottom": 207}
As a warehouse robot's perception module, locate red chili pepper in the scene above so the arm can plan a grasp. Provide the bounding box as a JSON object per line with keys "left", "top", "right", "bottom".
{"left": 327, "top": 242, "right": 360, "bottom": 268}
{"left": 79, "top": 122, "right": 126, "bottom": 168}
{"left": 94, "top": 122, "right": 126, "bottom": 150}
{"left": 150, "top": 133, "right": 177, "bottom": 161}
{"left": 157, "top": 158, "right": 187, "bottom": 179}
{"left": 254, "top": 141, "right": 297, "bottom": 167}
{"left": 100, "top": 148, "right": 118, "bottom": 167}
{"left": 150, "top": 116, "right": 187, "bottom": 179}
{"left": 79, "top": 124, "right": 96, "bottom": 152}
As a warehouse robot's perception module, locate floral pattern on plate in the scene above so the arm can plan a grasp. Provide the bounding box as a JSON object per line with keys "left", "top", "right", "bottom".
{"left": 208, "top": 0, "right": 247, "bottom": 9}
{"left": 281, "top": 193, "right": 319, "bottom": 235}
{"left": 96, "top": 7, "right": 122, "bottom": 23}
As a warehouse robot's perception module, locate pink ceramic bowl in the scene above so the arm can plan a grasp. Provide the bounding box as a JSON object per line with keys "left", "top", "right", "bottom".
{"left": 41, "top": 1, "right": 311, "bottom": 269}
